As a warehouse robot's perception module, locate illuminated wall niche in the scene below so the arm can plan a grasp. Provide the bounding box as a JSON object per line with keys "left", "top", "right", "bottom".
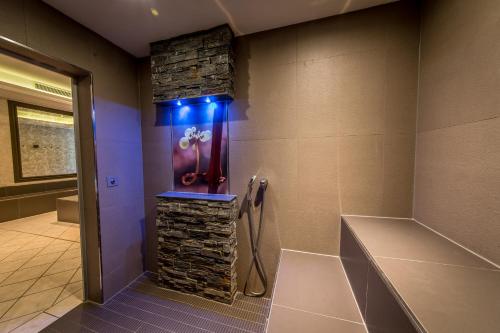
{"left": 170, "top": 97, "right": 229, "bottom": 194}
{"left": 150, "top": 25, "right": 234, "bottom": 194}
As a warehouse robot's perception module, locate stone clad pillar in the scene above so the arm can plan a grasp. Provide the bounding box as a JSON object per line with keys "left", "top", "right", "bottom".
{"left": 156, "top": 192, "right": 238, "bottom": 303}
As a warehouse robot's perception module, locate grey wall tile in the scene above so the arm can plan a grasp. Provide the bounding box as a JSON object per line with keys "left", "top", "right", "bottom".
{"left": 340, "top": 220, "right": 369, "bottom": 319}
{"left": 365, "top": 263, "right": 418, "bottom": 333}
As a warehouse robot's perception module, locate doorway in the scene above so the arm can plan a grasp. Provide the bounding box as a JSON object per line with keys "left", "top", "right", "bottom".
{"left": 0, "top": 37, "right": 102, "bottom": 331}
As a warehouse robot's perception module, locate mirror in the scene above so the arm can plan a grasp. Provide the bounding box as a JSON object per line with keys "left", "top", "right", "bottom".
{"left": 8, "top": 101, "right": 76, "bottom": 181}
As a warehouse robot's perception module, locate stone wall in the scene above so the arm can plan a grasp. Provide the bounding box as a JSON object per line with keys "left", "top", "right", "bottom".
{"left": 18, "top": 118, "right": 76, "bottom": 178}
{"left": 156, "top": 193, "right": 238, "bottom": 303}
{"left": 150, "top": 25, "right": 234, "bottom": 103}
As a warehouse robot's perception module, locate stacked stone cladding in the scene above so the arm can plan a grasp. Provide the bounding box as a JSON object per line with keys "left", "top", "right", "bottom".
{"left": 156, "top": 195, "right": 238, "bottom": 303}
{"left": 150, "top": 24, "right": 234, "bottom": 103}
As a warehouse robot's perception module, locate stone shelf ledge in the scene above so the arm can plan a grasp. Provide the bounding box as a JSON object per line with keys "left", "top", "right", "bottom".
{"left": 157, "top": 191, "right": 236, "bottom": 202}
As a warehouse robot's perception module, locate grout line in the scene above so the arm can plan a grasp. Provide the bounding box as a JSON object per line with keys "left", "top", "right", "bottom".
{"left": 412, "top": 1, "right": 423, "bottom": 219}
{"left": 0, "top": 310, "right": 43, "bottom": 331}
{"left": 101, "top": 271, "right": 147, "bottom": 306}
{"left": 0, "top": 226, "right": 78, "bottom": 243}
{"left": 233, "top": 295, "right": 271, "bottom": 310}
{"left": 339, "top": 259, "right": 369, "bottom": 333}
{"left": 272, "top": 304, "right": 365, "bottom": 326}
{"left": 0, "top": 239, "right": 60, "bottom": 320}
{"left": 0, "top": 226, "right": 83, "bottom": 325}
{"left": 373, "top": 255, "right": 500, "bottom": 271}
{"left": 416, "top": 114, "right": 500, "bottom": 134}
{"left": 281, "top": 248, "right": 339, "bottom": 258}
{"left": 51, "top": 265, "right": 82, "bottom": 309}
{"left": 265, "top": 249, "right": 283, "bottom": 333}
{"left": 342, "top": 214, "right": 412, "bottom": 220}
{"left": 412, "top": 219, "right": 500, "bottom": 270}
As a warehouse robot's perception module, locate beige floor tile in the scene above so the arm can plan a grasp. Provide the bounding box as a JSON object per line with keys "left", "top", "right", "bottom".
{"left": 0, "top": 260, "right": 27, "bottom": 274}
{"left": 0, "top": 212, "right": 82, "bottom": 330}
{"left": 44, "top": 257, "right": 81, "bottom": 276}
{"left": 0, "top": 232, "right": 21, "bottom": 243}
{"left": 0, "top": 280, "right": 34, "bottom": 303}
{"left": 268, "top": 305, "right": 366, "bottom": 333}
{"left": 58, "top": 228, "right": 81, "bottom": 242}
{"left": 37, "top": 242, "right": 71, "bottom": 256}
{"left": 1, "top": 240, "right": 32, "bottom": 251}
{"left": 0, "top": 265, "right": 51, "bottom": 286}
{"left": 69, "top": 242, "right": 80, "bottom": 250}
{"left": 2, "top": 248, "right": 44, "bottom": 264}
{"left": 25, "top": 270, "right": 75, "bottom": 296}
{"left": 58, "top": 247, "right": 81, "bottom": 261}
{"left": 0, "top": 299, "right": 15, "bottom": 318}
{"left": 20, "top": 238, "right": 53, "bottom": 251}
{"left": 69, "top": 268, "right": 82, "bottom": 283}
{"left": 0, "top": 245, "right": 19, "bottom": 256}
{"left": 20, "top": 252, "right": 63, "bottom": 270}
{"left": 62, "top": 281, "right": 82, "bottom": 298}
{"left": 0, "top": 274, "right": 10, "bottom": 285}
{"left": 273, "top": 251, "right": 363, "bottom": 323}
{"left": 1, "top": 287, "right": 62, "bottom": 321}
{"left": 10, "top": 312, "right": 58, "bottom": 332}
{"left": 45, "top": 294, "right": 82, "bottom": 318}
{"left": 55, "top": 281, "right": 83, "bottom": 303}
{"left": 0, "top": 312, "right": 40, "bottom": 332}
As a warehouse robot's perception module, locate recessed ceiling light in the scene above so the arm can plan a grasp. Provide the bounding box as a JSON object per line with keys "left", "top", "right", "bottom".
{"left": 150, "top": 8, "right": 159, "bottom": 17}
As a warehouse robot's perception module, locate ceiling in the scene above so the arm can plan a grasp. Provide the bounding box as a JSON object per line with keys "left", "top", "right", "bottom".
{"left": 0, "top": 53, "right": 72, "bottom": 111}
{"left": 42, "top": 0, "right": 396, "bottom": 57}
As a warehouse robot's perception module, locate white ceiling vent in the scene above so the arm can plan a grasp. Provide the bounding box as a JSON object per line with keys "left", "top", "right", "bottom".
{"left": 34, "top": 82, "right": 72, "bottom": 98}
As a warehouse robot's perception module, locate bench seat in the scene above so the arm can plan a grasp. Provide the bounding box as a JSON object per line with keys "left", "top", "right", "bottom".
{"left": 340, "top": 216, "right": 500, "bottom": 333}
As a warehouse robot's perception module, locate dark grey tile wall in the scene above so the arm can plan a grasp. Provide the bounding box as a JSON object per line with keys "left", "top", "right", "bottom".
{"left": 365, "top": 264, "right": 418, "bottom": 333}
{"left": 340, "top": 219, "right": 369, "bottom": 318}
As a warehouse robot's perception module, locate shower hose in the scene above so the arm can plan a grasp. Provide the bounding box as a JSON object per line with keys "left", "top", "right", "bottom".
{"left": 239, "top": 176, "right": 268, "bottom": 297}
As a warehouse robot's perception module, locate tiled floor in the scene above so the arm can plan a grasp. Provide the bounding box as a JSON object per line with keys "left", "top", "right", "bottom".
{"left": 42, "top": 273, "right": 270, "bottom": 332}
{"left": 0, "top": 212, "right": 83, "bottom": 333}
{"left": 267, "top": 250, "right": 367, "bottom": 333}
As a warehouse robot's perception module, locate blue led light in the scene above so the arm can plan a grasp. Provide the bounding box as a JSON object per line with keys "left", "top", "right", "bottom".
{"left": 176, "top": 100, "right": 182, "bottom": 106}
{"left": 178, "top": 106, "right": 190, "bottom": 119}
{"left": 205, "top": 97, "right": 211, "bottom": 103}
{"left": 206, "top": 102, "right": 218, "bottom": 119}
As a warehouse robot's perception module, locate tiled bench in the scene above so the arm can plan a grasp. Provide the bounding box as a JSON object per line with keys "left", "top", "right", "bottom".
{"left": 340, "top": 216, "right": 500, "bottom": 333}
{"left": 56, "top": 195, "right": 80, "bottom": 223}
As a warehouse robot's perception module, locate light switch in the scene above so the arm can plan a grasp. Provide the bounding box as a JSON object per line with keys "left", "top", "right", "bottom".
{"left": 106, "top": 176, "right": 119, "bottom": 187}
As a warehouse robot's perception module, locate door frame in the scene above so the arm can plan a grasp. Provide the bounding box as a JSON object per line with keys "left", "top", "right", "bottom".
{"left": 0, "top": 35, "right": 104, "bottom": 303}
